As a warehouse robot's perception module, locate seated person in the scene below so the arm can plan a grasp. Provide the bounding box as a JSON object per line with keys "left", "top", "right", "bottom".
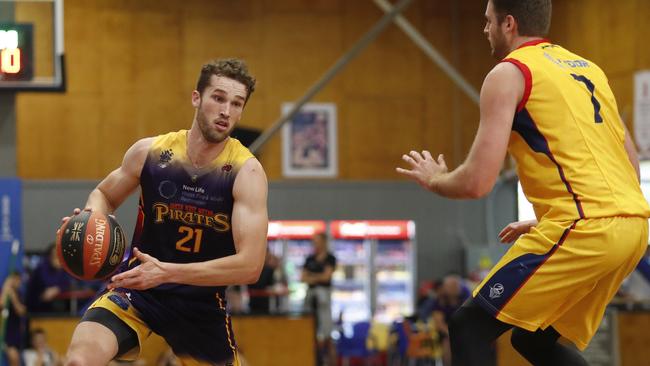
{"left": 22, "top": 328, "right": 61, "bottom": 366}
{"left": 25, "top": 244, "right": 72, "bottom": 313}
{"left": 420, "top": 274, "right": 470, "bottom": 366}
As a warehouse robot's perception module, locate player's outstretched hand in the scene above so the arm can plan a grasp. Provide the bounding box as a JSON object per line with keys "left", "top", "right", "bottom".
{"left": 396, "top": 150, "right": 448, "bottom": 191}
{"left": 498, "top": 219, "right": 538, "bottom": 244}
{"left": 108, "top": 248, "right": 168, "bottom": 290}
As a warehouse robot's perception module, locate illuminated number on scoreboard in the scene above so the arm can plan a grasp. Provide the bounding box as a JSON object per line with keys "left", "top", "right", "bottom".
{"left": 0, "top": 30, "right": 18, "bottom": 49}
{"left": 176, "top": 226, "right": 204, "bottom": 253}
{"left": 0, "top": 29, "right": 21, "bottom": 74}
{"left": 1, "top": 48, "right": 21, "bottom": 74}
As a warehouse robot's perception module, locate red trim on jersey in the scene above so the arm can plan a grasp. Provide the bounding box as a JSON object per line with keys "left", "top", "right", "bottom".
{"left": 515, "top": 38, "right": 550, "bottom": 50}
{"left": 502, "top": 58, "right": 532, "bottom": 112}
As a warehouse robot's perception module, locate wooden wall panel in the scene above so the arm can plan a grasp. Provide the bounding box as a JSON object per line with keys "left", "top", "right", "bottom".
{"left": 550, "top": 0, "right": 650, "bottom": 132}
{"left": 345, "top": 98, "right": 425, "bottom": 178}
{"left": 618, "top": 312, "right": 650, "bottom": 366}
{"left": 15, "top": 0, "right": 649, "bottom": 180}
{"left": 419, "top": 1, "right": 458, "bottom": 166}
{"left": 30, "top": 315, "right": 315, "bottom": 366}
{"left": 636, "top": 1, "right": 650, "bottom": 68}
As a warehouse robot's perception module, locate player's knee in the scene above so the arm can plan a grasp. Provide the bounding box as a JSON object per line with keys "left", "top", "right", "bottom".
{"left": 65, "top": 339, "right": 111, "bottom": 366}
{"left": 65, "top": 352, "right": 90, "bottom": 366}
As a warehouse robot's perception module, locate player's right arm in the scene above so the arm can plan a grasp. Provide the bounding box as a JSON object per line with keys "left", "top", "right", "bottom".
{"left": 63, "top": 138, "right": 152, "bottom": 221}
{"left": 396, "top": 62, "right": 523, "bottom": 198}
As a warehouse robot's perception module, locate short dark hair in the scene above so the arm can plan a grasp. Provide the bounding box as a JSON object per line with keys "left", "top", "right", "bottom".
{"left": 196, "top": 58, "right": 256, "bottom": 102}
{"left": 492, "top": 0, "right": 552, "bottom": 37}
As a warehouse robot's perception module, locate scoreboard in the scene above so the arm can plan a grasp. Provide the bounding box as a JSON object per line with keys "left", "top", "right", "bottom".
{"left": 0, "top": 24, "right": 33, "bottom": 82}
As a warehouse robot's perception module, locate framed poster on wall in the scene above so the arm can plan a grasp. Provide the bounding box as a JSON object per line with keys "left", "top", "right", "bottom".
{"left": 281, "top": 103, "right": 338, "bottom": 178}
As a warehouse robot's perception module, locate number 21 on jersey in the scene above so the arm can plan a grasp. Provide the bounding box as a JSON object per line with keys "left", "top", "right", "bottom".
{"left": 176, "top": 226, "right": 203, "bottom": 253}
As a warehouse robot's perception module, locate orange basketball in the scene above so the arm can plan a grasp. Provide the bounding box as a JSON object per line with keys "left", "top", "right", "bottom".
{"left": 56, "top": 211, "right": 128, "bottom": 281}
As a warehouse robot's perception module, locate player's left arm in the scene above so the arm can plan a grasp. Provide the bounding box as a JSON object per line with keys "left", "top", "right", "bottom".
{"left": 109, "top": 158, "right": 269, "bottom": 289}
{"left": 397, "top": 62, "right": 523, "bottom": 199}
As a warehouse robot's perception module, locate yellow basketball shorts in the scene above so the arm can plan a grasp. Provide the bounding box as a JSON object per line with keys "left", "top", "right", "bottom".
{"left": 473, "top": 216, "right": 648, "bottom": 350}
{"left": 86, "top": 289, "right": 240, "bottom": 366}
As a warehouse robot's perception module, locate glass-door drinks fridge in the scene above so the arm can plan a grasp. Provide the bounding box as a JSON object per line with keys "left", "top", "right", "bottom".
{"left": 330, "top": 220, "right": 416, "bottom": 324}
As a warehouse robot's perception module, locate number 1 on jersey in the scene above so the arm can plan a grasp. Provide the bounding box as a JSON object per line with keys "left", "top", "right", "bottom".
{"left": 176, "top": 226, "right": 203, "bottom": 253}
{"left": 571, "top": 73, "right": 603, "bottom": 123}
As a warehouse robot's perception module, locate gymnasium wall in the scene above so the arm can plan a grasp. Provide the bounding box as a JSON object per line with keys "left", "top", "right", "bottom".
{"left": 1, "top": 2, "right": 16, "bottom": 175}
{"left": 550, "top": 0, "right": 650, "bottom": 130}
{"left": 30, "top": 315, "right": 317, "bottom": 366}
{"left": 14, "top": 0, "right": 650, "bottom": 180}
{"left": 14, "top": 0, "right": 488, "bottom": 180}
{"left": 10, "top": 0, "right": 650, "bottom": 279}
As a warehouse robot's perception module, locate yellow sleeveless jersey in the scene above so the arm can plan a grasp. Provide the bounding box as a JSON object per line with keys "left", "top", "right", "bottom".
{"left": 504, "top": 39, "right": 650, "bottom": 221}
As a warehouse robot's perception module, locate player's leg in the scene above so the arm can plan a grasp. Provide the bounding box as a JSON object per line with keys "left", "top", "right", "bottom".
{"left": 448, "top": 298, "right": 512, "bottom": 366}
{"left": 551, "top": 217, "right": 648, "bottom": 350}
{"left": 65, "top": 320, "right": 120, "bottom": 366}
{"left": 510, "top": 327, "right": 587, "bottom": 366}
{"left": 152, "top": 292, "right": 240, "bottom": 366}
{"left": 66, "top": 290, "right": 148, "bottom": 366}
{"left": 66, "top": 307, "right": 140, "bottom": 366}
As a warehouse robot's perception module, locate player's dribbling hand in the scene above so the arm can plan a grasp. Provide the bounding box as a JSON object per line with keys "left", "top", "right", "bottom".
{"left": 57, "top": 208, "right": 84, "bottom": 235}
{"left": 60, "top": 208, "right": 83, "bottom": 225}
{"left": 498, "top": 219, "right": 538, "bottom": 244}
{"left": 58, "top": 208, "right": 116, "bottom": 234}
{"left": 108, "top": 248, "right": 168, "bottom": 290}
{"left": 396, "top": 150, "right": 448, "bottom": 192}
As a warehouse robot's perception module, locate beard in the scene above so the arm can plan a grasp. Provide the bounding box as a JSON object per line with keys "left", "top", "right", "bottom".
{"left": 490, "top": 32, "right": 509, "bottom": 60}
{"left": 197, "top": 103, "right": 230, "bottom": 144}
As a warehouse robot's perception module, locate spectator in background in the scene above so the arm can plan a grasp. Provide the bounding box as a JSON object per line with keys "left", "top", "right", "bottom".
{"left": 301, "top": 233, "right": 337, "bottom": 366}
{"left": 419, "top": 274, "right": 471, "bottom": 366}
{"left": 22, "top": 328, "right": 61, "bottom": 366}
{"left": 248, "top": 249, "right": 285, "bottom": 314}
{"left": 1, "top": 271, "right": 27, "bottom": 366}
{"left": 416, "top": 279, "right": 442, "bottom": 320}
{"left": 25, "top": 244, "right": 72, "bottom": 314}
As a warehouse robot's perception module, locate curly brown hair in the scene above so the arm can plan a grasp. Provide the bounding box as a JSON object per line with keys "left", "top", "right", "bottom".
{"left": 196, "top": 58, "right": 256, "bottom": 103}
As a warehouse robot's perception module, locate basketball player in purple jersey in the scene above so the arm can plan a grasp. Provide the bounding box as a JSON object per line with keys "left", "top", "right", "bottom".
{"left": 62, "top": 59, "right": 268, "bottom": 366}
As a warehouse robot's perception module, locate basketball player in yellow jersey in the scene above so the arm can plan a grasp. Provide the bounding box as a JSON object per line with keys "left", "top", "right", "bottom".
{"left": 61, "top": 59, "right": 268, "bottom": 366}
{"left": 398, "top": 1, "right": 650, "bottom": 365}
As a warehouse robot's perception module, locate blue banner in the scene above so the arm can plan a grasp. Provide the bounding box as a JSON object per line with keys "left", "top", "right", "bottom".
{"left": 0, "top": 178, "right": 22, "bottom": 283}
